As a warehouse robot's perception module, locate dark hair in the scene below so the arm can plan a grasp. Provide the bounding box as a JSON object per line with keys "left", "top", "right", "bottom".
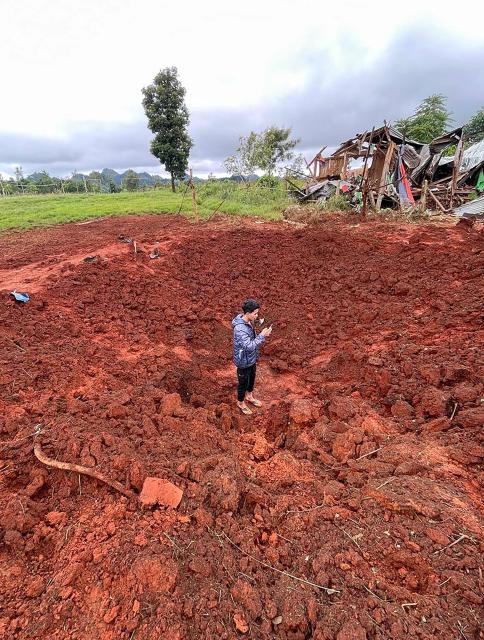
{"left": 242, "top": 299, "right": 260, "bottom": 314}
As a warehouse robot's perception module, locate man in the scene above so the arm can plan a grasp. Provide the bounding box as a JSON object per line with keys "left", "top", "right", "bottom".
{"left": 232, "top": 299, "right": 272, "bottom": 415}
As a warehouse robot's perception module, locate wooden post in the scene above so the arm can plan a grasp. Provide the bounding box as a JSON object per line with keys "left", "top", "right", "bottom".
{"left": 450, "top": 136, "right": 464, "bottom": 209}
{"left": 190, "top": 168, "right": 198, "bottom": 220}
{"left": 420, "top": 179, "right": 428, "bottom": 214}
{"left": 361, "top": 127, "right": 375, "bottom": 218}
{"left": 376, "top": 141, "right": 395, "bottom": 210}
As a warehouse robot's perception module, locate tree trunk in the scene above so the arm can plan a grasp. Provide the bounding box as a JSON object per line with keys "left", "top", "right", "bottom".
{"left": 171, "top": 173, "right": 175, "bottom": 193}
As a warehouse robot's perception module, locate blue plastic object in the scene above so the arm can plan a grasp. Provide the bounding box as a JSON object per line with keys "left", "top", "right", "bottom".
{"left": 10, "top": 290, "right": 30, "bottom": 303}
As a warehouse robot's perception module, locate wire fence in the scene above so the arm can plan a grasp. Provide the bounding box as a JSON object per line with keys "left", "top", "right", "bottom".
{"left": 0, "top": 177, "right": 171, "bottom": 197}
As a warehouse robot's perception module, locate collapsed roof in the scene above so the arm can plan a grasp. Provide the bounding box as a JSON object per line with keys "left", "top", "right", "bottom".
{"left": 298, "top": 124, "right": 481, "bottom": 213}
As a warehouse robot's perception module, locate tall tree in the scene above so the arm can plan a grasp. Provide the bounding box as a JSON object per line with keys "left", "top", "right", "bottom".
{"left": 142, "top": 67, "right": 192, "bottom": 192}
{"left": 14, "top": 166, "right": 23, "bottom": 182}
{"left": 224, "top": 126, "right": 300, "bottom": 178}
{"left": 224, "top": 132, "right": 259, "bottom": 180}
{"left": 395, "top": 94, "right": 452, "bottom": 143}
{"left": 255, "top": 126, "right": 300, "bottom": 176}
{"left": 463, "top": 107, "right": 484, "bottom": 146}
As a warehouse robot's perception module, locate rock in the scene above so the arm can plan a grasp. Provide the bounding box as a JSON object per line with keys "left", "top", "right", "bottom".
{"left": 426, "top": 528, "right": 450, "bottom": 547}
{"left": 455, "top": 407, "right": 484, "bottom": 429}
{"left": 391, "top": 399, "right": 414, "bottom": 419}
{"left": 289, "top": 398, "right": 314, "bottom": 424}
{"left": 205, "top": 460, "right": 243, "bottom": 513}
{"left": 3, "top": 530, "right": 23, "bottom": 548}
{"left": 422, "top": 417, "right": 451, "bottom": 432}
{"left": 160, "top": 393, "right": 183, "bottom": 417}
{"left": 329, "top": 396, "right": 358, "bottom": 421}
{"left": 134, "top": 533, "right": 149, "bottom": 547}
{"left": 233, "top": 612, "right": 249, "bottom": 633}
{"left": 108, "top": 403, "right": 127, "bottom": 419}
{"left": 418, "top": 365, "right": 441, "bottom": 385}
{"left": 332, "top": 432, "right": 356, "bottom": 462}
{"left": 103, "top": 605, "right": 120, "bottom": 624}
{"left": 337, "top": 619, "right": 367, "bottom": 640}
{"left": 442, "top": 364, "right": 471, "bottom": 383}
{"left": 128, "top": 461, "right": 146, "bottom": 491}
{"left": 231, "top": 579, "right": 262, "bottom": 618}
{"left": 25, "top": 575, "right": 44, "bottom": 598}
{"left": 193, "top": 506, "right": 214, "bottom": 527}
{"left": 139, "top": 477, "right": 183, "bottom": 508}
{"left": 24, "top": 474, "right": 46, "bottom": 498}
{"left": 415, "top": 387, "right": 449, "bottom": 418}
{"left": 131, "top": 556, "right": 178, "bottom": 593}
{"left": 45, "top": 511, "right": 67, "bottom": 526}
{"left": 252, "top": 434, "right": 273, "bottom": 461}
{"left": 452, "top": 383, "right": 479, "bottom": 404}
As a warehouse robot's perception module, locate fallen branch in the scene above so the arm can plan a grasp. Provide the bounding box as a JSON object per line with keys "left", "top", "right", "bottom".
{"left": 34, "top": 441, "right": 135, "bottom": 499}
{"left": 218, "top": 531, "right": 341, "bottom": 595}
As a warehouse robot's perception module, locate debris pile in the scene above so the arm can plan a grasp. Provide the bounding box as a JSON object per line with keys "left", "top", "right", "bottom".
{"left": 291, "top": 124, "right": 484, "bottom": 215}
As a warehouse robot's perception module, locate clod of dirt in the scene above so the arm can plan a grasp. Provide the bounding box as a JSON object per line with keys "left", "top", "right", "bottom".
{"left": 139, "top": 477, "right": 183, "bottom": 508}
{"left": 289, "top": 398, "right": 316, "bottom": 424}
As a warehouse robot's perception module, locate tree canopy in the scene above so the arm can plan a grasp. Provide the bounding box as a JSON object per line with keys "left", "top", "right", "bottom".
{"left": 394, "top": 94, "right": 453, "bottom": 143}
{"left": 463, "top": 107, "right": 484, "bottom": 146}
{"left": 142, "top": 67, "right": 192, "bottom": 191}
{"left": 224, "top": 126, "right": 300, "bottom": 179}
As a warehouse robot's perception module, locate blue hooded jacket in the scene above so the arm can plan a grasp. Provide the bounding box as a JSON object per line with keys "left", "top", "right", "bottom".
{"left": 232, "top": 314, "right": 266, "bottom": 368}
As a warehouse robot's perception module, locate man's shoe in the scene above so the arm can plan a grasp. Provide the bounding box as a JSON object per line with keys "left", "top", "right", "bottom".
{"left": 237, "top": 403, "right": 253, "bottom": 415}
{"left": 247, "top": 397, "right": 262, "bottom": 407}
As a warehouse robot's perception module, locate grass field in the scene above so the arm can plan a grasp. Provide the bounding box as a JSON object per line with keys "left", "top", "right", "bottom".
{"left": 0, "top": 183, "right": 290, "bottom": 231}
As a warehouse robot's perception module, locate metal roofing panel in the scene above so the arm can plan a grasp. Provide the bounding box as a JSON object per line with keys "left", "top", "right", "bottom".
{"left": 453, "top": 194, "right": 484, "bottom": 217}
{"left": 440, "top": 139, "right": 484, "bottom": 170}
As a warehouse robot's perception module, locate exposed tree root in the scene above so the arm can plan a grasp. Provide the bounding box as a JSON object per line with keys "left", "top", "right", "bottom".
{"left": 33, "top": 441, "right": 135, "bottom": 500}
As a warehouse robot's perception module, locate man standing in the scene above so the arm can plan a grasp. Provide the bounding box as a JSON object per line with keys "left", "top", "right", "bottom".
{"left": 232, "top": 299, "right": 272, "bottom": 415}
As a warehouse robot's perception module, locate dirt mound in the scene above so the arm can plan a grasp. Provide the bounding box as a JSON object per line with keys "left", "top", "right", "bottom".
{"left": 0, "top": 214, "right": 483, "bottom": 639}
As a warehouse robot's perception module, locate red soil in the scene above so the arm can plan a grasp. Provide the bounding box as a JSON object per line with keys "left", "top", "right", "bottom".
{"left": 0, "top": 214, "right": 483, "bottom": 640}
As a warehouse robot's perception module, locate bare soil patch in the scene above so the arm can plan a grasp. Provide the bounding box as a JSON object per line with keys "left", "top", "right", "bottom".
{"left": 1, "top": 214, "right": 483, "bottom": 639}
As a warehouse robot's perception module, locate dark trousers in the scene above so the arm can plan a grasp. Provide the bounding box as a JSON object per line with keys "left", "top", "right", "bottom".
{"left": 237, "top": 364, "right": 256, "bottom": 402}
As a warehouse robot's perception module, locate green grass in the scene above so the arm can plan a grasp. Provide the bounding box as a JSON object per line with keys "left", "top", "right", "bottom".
{"left": 0, "top": 183, "right": 289, "bottom": 231}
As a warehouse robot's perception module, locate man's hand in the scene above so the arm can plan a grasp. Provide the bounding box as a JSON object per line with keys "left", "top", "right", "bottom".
{"left": 261, "top": 325, "right": 272, "bottom": 337}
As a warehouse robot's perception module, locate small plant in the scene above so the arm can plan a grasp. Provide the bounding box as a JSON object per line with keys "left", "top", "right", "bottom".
{"left": 257, "top": 175, "right": 279, "bottom": 189}
{"left": 318, "top": 193, "right": 351, "bottom": 211}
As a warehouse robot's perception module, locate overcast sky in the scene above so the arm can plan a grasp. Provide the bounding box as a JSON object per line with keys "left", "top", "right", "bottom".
{"left": 1, "top": 0, "right": 483, "bottom": 178}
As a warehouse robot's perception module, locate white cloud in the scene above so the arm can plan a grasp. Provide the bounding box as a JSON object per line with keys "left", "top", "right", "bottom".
{"left": 1, "top": 0, "right": 483, "bottom": 177}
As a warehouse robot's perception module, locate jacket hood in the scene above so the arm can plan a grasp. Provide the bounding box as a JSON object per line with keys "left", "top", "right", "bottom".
{"left": 232, "top": 314, "right": 249, "bottom": 328}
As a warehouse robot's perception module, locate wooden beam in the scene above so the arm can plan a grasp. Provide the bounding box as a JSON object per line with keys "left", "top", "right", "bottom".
{"left": 450, "top": 136, "right": 464, "bottom": 208}
{"left": 376, "top": 141, "right": 396, "bottom": 210}
{"left": 429, "top": 190, "right": 446, "bottom": 212}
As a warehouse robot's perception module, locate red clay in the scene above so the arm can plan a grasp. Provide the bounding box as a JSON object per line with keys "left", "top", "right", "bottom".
{"left": 0, "top": 213, "right": 483, "bottom": 639}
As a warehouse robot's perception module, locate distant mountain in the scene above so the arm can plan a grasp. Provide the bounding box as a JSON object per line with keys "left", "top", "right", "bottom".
{"left": 230, "top": 174, "right": 259, "bottom": 182}
{"left": 26, "top": 168, "right": 262, "bottom": 184}
{"left": 100, "top": 168, "right": 170, "bottom": 186}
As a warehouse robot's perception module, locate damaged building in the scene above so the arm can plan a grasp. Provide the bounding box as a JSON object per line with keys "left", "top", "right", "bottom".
{"left": 292, "top": 124, "right": 484, "bottom": 214}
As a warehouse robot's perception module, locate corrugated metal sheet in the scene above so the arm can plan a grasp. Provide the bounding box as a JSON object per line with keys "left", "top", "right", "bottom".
{"left": 453, "top": 194, "right": 484, "bottom": 217}
{"left": 461, "top": 139, "right": 484, "bottom": 171}
{"left": 440, "top": 139, "right": 484, "bottom": 170}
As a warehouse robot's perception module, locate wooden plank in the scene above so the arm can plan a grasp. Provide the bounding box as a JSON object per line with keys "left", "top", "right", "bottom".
{"left": 429, "top": 190, "right": 446, "bottom": 212}
{"left": 450, "top": 136, "right": 464, "bottom": 207}
{"left": 376, "top": 141, "right": 396, "bottom": 210}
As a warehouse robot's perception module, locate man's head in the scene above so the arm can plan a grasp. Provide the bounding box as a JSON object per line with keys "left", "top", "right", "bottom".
{"left": 242, "top": 299, "right": 260, "bottom": 322}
